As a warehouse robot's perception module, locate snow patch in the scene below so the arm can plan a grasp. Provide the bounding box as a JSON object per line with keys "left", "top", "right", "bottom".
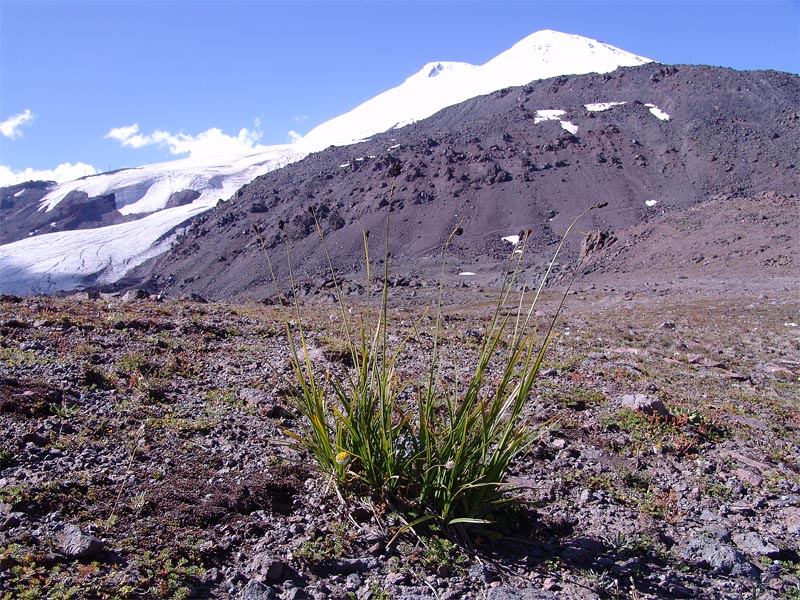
{"left": 459, "top": 271, "right": 476, "bottom": 276}
{"left": 534, "top": 109, "right": 566, "bottom": 124}
{"left": 645, "top": 200, "right": 658, "bottom": 207}
{"left": 645, "top": 103, "right": 670, "bottom": 121}
{"left": 585, "top": 102, "right": 626, "bottom": 111}
{"left": 560, "top": 121, "right": 579, "bottom": 134}
{"left": 502, "top": 234, "right": 524, "bottom": 254}
{"left": 14, "top": 189, "right": 26, "bottom": 197}
{"left": 295, "top": 31, "right": 650, "bottom": 152}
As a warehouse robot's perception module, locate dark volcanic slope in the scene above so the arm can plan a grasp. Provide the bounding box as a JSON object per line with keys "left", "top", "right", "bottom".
{"left": 135, "top": 64, "right": 800, "bottom": 300}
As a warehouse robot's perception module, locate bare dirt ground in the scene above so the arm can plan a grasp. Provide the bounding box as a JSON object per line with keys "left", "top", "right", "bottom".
{"left": 1, "top": 273, "right": 798, "bottom": 599}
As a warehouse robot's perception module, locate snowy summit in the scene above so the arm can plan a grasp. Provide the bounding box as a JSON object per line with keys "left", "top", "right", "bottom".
{"left": 0, "top": 30, "right": 652, "bottom": 295}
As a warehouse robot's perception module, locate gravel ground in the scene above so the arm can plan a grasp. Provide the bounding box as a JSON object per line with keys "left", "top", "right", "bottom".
{"left": 1, "top": 286, "right": 798, "bottom": 599}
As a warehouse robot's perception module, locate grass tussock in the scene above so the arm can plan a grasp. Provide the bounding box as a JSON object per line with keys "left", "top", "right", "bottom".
{"left": 255, "top": 179, "right": 603, "bottom": 531}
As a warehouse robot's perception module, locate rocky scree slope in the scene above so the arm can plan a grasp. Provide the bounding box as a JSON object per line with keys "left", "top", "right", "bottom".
{"left": 133, "top": 64, "right": 800, "bottom": 300}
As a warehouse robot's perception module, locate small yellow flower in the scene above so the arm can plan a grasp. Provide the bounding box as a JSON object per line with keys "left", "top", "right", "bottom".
{"left": 335, "top": 451, "right": 350, "bottom": 465}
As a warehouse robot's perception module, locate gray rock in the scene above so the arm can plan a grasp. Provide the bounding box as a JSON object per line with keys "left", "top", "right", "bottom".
{"left": 22, "top": 432, "right": 48, "bottom": 447}
{"left": 122, "top": 289, "right": 150, "bottom": 301}
{"left": 284, "top": 588, "right": 310, "bottom": 600}
{"left": 782, "top": 507, "right": 800, "bottom": 534}
{"left": 560, "top": 545, "right": 593, "bottom": 566}
{"left": 701, "top": 523, "right": 731, "bottom": 542}
{"left": 393, "top": 589, "right": 436, "bottom": 600}
{"left": 679, "top": 536, "right": 759, "bottom": 578}
{"left": 732, "top": 532, "right": 781, "bottom": 557}
{"left": 699, "top": 509, "right": 723, "bottom": 522}
{"left": 202, "top": 567, "right": 223, "bottom": 584}
{"left": 468, "top": 564, "right": 493, "bottom": 583}
{"left": 59, "top": 523, "right": 104, "bottom": 559}
{"left": 486, "top": 588, "right": 557, "bottom": 600}
{"left": 345, "top": 572, "right": 362, "bottom": 591}
{"left": 386, "top": 571, "right": 410, "bottom": 586}
{"left": 239, "top": 579, "right": 275, "bottom": 600}
{"left": 250, "top": 553, "right": 288, "bottom": 583}
{"left": 620, "top": 394, "right": 669, "bottom": 417}
{"left": 1, "top": 513, "right": 21, "bottom": 531}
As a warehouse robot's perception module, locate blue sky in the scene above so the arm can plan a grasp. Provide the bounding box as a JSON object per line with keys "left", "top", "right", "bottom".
{"left": 1, "top": 0, "right": 798, "bottom": 185}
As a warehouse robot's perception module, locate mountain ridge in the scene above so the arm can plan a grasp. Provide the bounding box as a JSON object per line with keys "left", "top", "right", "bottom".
{"left": 2, "top": 34, "right": 798, "bottom": 297}
{"left": 132, "top": 63, "right": 799, "bottom": 300}
{"left": 0, "top": 30, "right": 652, "bottom": 295}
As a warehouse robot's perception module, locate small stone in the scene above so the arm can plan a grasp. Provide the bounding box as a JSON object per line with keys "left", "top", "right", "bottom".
{"left": 728, "top": 503, "right": 755, "bottom": 515}
{"left": 734, "top": 468, "right": 764, "bottom": 488}
{"left": 732, "top": 532, "right": 781, "bottom": 558}
{"left": 702, "top": 524, "right": 731, "bottom": 542}
{"left": 463, "top": 330, "right": 483, "bottom": 343}
{"left": 202, "top": 567, "right": 222, "bottom": 584}
{"left": 386, "top": 571, "right": 410, "bottom": 586}
{"left": 560, "top": 545, "right": 592, "bottom": 566}
{"left": 468, "top": 564, "right": 493, "bottom": 583}
{"left": 782, "top": 507, "right": 800, "bottom": 534}
{"left": 22, "top": 432, "right": 48, "bottom": 447}
{"left": 345, "top": 573, "right": 362, "bottom": 591}
{"left": 679, "top": 536, "right": 758, "bottom": 578}
{"left": 542, "top": 577, "right": 560, "bottom": 591}
{"left": 239, "top": 579, "right": 274, "bottom": 600}
{"left": 619, "top": 394, "right": 669, "bottom": 417}
{"left": 122, "top": 289, "right": 150, "bottom": 301}
{"left": 59, "top": 523, "right": 104, "bottom": 559}
{"left": 1, "top": 514, "right": 21, "bottom": 531}
{"left": 250, "top": 553, "right": 287, "bottom": 583}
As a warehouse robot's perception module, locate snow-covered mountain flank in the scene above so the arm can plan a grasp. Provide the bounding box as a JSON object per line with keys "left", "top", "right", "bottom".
{"left": 0, "top": 30, "right": 652, "bottom": 295}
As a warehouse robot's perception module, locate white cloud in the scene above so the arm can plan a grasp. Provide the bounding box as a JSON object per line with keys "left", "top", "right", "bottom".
{"left": 293, "top": 114, "right": 309, "bottom": 123}
{"left": 0, "top": 162, "right": 98, "bottom": 187}
{"left": 105, "top": 123, "right": 269, "bottom": 159}
{"left": 1, "top": 109, "right": 34, "bottom": 139}
{"left": 287, "top": 130, "right": 303, "bottom": 143}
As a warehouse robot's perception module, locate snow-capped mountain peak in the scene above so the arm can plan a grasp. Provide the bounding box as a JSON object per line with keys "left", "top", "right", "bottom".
{"left": 0, "top": 30, "right": 653, "bottom": 295}
{"left": 296, "top": 31, "right": 650, "bottom": 152}
{"left": 413, "top": 61, "right": 476, "bottom": 80}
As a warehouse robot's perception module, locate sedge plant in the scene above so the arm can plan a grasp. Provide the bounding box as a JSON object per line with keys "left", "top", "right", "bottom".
{"left": 255, "top": 180, "right": 605, "bottom": 530}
